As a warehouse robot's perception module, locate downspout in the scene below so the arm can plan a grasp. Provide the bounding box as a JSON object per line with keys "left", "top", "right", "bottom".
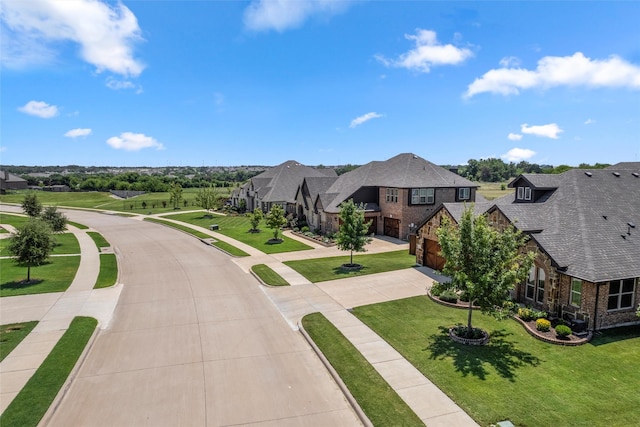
{"left": 593, "top": 283, "right": 600, "bottom": 332}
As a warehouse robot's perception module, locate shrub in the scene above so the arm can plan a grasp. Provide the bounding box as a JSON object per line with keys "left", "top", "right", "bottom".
{"left": 555, "top": 324, "right": 572, "bottom": 338}
{"left": 453, "top": 325, "right": 485, "bottom": 339}
{"left": 301, "top": 226, "right": 310, "bottom": 233}
{"left": 518, "top": 307, "right": 536, "bottom": 321}
{"left": 429, "top": 281, "right": 444, "bottom": 297}
{"left": 439, "top": 290, "right": 458, "bottom": 304}
{"left": 459, "top": 291, "right": 470, "bottom": 302}
{"left": 536, "top": 318, "right": 551, "bottom": 332}
{"left": 533, "top": 309, "right": 548, "bottom": 320}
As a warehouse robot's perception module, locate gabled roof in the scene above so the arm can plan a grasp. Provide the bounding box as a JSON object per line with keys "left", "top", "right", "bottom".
{"left": 508, "top": 173, "right": 559, "bottom": 189}
{"left": 320, "top": 153, "right": 477, "bottom": 213}
{"left": 0, "top": 171, "right": 27, "bottom": 183}
{"left": 496, "top": 167, "right": 640, "bottom": 283}
{"left": 251, "top": 160, "right": 337, "bottom": 204}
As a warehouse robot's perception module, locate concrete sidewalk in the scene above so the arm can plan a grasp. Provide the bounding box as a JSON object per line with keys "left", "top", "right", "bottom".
{"left": 0, "top": 224, "right": 122, "bottom": 414}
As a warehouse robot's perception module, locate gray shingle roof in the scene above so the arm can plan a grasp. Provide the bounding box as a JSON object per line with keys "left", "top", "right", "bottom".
{"left": 251, "top": 160, "right": 337, "bottom": 204}
{"left": 321, "top": 153, "right": 477, "bottom": 213}
{"left": 495, "top": 168, "right": 640, "bottom": 283}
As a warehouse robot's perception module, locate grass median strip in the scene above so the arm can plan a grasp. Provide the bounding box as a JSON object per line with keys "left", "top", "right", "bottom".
{"left": 1, "top": 321, "right": 38, "bottom": 362}
{"left": 87, "top": 231, "right": 110, "bottom": 250}
{"left": 302, "top": 312, "right": 424, "bottom": 426}
{"left": 251, "top": 264, "right": 290, "bottom": 286}
{"left": 144, "top": 217, "right": 249, "bottom": 257}
{"left": 353, "top": 296, "right": 640, "bottom": 427}
{"left": 0, "top": 317, "right": 98, "bottom": 427}
{"left": 284, "top": 250, "right": 416, "bottom": 283}
{"left": 94, "top": 253, "right": 118, "bottom": 289}
{"left": 67, "top": 221, "right": 89, "bottom": 230}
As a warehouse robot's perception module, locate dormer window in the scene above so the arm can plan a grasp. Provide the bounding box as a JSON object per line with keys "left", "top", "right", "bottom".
{"left": 458, "top": 187, "right": 470, "bottom": 201}
{"left": 517, "top": 186, "right": 532, "bottom": 201}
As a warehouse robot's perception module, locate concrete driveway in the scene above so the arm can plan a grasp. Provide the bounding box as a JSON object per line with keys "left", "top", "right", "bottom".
{"left": 45, "top": 211, "right": 361, "bottom": 426}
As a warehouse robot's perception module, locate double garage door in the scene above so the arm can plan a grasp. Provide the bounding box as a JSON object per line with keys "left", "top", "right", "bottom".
{"left": 423, "top": 238, "right": 446, "bottom": 271}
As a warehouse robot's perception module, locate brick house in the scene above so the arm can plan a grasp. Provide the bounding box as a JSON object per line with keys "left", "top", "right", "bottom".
{"left": 301, "top": 153, "right": 479, "bottom": 240}
{"left": 415, "top": 164, "right": 640, "bottom": 331}
{"left": 0, "top": 170, "right": 28, "bottom": 192}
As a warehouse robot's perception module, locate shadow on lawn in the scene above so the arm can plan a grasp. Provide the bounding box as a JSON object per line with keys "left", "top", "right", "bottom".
{"left": 589, "top": 325, "right": 640, "bottom": 346}
{"left": 1, "top": 279, "right": 44, "bottom": 290}
{"left": 426, "top": 326, "right": 541, "bottom": 382}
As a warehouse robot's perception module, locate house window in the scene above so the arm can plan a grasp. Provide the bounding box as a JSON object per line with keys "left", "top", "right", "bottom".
{"left": 526, "top": 266, "right": 546, "bottom": 304}
{"left": 607, "top": 278, "right": 636, "bottom": 310}
{"left": 458, "top": 187, "right": 470, "bottom": 200}
{"left": 385, "top": 188, "right": 398, "bottom": 203}
{"left": 517, "top": 186, "right": 532, "bottom": 201}
{"left": 570, "top": 278, "right": 582, "bottom": 307}
{"left": 411, "top": 188, "right": 434, "bottom": 205}
{"left": 524, "top": 187, "right": 532, "bottom": 200}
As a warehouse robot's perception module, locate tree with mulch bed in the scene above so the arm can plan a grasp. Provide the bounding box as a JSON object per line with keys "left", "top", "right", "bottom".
{"left": 437, "top": 206, "right": 535, "bottom": 341}
{"left": 264, "top": 204, "right": 287, "bottom": 243}
{"left": 247, "top": 208, "right": 263, "bottom": 233}
{"left": 335, "top": 199, "right": 372, "bottom": 270}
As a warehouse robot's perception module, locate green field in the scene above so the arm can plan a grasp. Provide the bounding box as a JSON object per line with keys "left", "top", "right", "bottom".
{"left": 0, "top": 256, "right": 81, "bottom": 297}
{"left": 477, "top": 181, "right": 514, "bottom": 201}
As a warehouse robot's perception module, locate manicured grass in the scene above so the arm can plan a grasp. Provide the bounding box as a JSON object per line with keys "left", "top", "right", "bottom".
{"left": 302, "top": 313, "right": 424, "bottom": 426}
{"left": 94, "top": 254, "right": 118, "bottom": 289}
{"left": 1, "top": 321, "right": 38, "bottom": 362}
{"left": 0, "top": 317, "right": 97, "bottom": 427}
{"left": 0, "top": 232, "right": 80, "bottom": 256}
{"left": 352, "top": 296, "right": 640, "bottom": 427}
{"left": 87, "top": 231, "right": 110, "bottom": 250}
{"left": 0, "top": 212, "right": 30, "bottom": 228}
{"left": 251, "top": 264, "right": 290, "bottom": 286}
{"left": 67, "top": 220, "right": 89, "bottom": 230}
{"left": 164, "top": 211, "right": 313, "bottom": 254}
{"left": 144, "top": 217, "right": 249, "bottom": 257}
{"left": 0, "top": 256, "right": 80, "bottom": 297}
{"left": 284, "top": 250, "right": 416, "bottom": 283}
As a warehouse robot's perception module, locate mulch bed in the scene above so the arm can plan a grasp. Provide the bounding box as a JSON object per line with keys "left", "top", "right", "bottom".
{"left": 513, "top": 316, "right": 592, "bottom": 346}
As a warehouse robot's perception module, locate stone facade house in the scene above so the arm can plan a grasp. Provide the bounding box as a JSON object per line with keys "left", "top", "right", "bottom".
{"left": 304, "top": 153, "right": 479, "bottom": 240}
{"left": 415, "top": 164, "right": 640, "bottom": 331}
{"left": 232, "top": 161, "right": 336, "bottom": 214}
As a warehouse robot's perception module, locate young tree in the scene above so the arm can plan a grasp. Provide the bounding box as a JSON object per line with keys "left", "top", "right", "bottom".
{"left": 335, "top": 199, "right": 373, "bottom": 266}
{"left": 195, "top": 185, "right": 224, "bottom": 212}
{"left": 8, "top": 219, "right": 56, "bottom": 282}
{"left": 169, "top": 182, "right": 183, "bottom": 209}
{"left": 248, "top": 208, "right": 263, "bottom": 232}
{"left": 40, "top": 205, "right": 67, "bottom": 233}
{"left": 264, "top": 204, "right": 287, "bottom": 240}
{"left": 22, "top": 193, "right": 43, "bottom": 217}
{"left": 436, "top": 206, "right": 535, "bottom": 337}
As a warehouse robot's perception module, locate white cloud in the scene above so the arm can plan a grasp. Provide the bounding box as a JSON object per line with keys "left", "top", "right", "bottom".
{"left": 508, "top": 133, "right": 523, "bottom": 141}
{"left": 465, "top": 52, "right": 640, "bottom": 98}
{"left": 243, "top": 0, "right": 352, "bottom": 32}
{"left": 349, "top": 112, "right": 383, "bottom": 128}
{"left": 501, "top": 148, "right": 536, "bottom": 162}
{"left": 1, "top": 0, "right": 145, "bottom": 76}
{"left": 521, "top": 123, "right": 563, "bottom": 139}
{"left": 18, "top": 100, "right": 58, "bottom": 118}
{"left": 584, "top": 118, "right": 595, "bottom": 125}
{"left": 106, "top": 77, "right": 142, "bottom": 93}
{"left": 376, "top": 29, "right": 473, "bottom": 73}
{"left": 64, "top": 128, "right": 92, "bottom": 138}
{"left": 106, "top": 132, "right": 164, "bottom": 151}
{"left": 499, "top": 56, "right": 521, "bottom": 68}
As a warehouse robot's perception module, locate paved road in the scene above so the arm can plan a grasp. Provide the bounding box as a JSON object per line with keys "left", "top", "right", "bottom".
{"left": 46, "top": 211, "right": 361, "bottom": 426}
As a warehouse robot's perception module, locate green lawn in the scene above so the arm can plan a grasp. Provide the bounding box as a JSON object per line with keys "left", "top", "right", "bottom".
{"left": 67, "top": 220, "right": 89, "bottom": 230}
{"left": 0, "top": 231, "right": 79, "bottom": 256}
{"left": 0, "top": 256, "right": 81, "bottom": 297}
{"left": 302, "top": 313, "right": 423, "bottom": 426}
{"left": 251, "top": 264, "right": 290, "bottom": 286}
{"left": 0, "top": 212, "right": 30, "bottom": 227}
{"left": 284, "top": 250, "right": 416, "bottom": 283}
{"left": 0, "top": 317, "right": 97, "bottom": 427}
{"left": 1, "top": 321, "right": 38, "bottom": 362}
{"left": 87, "top": 231, "right": 110, "bottom": 250}
{"left": 94, "top": 254, "right": 118, "bottom": 289}
{"left": 477, "top": 181, "right": 514, "bottom": 201}
{"left": 164, "top": 211, "right": 313, "bottom": 254}
{"left": 144, "top": 217, "right": 250, "bottom": 257}
{"left": 353, "top": 296, "right": 640, "bottom": 427}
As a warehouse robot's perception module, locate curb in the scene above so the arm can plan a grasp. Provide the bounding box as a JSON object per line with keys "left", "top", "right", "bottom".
{"left": 297, "top": 319, "right": 373, "bottom": 427}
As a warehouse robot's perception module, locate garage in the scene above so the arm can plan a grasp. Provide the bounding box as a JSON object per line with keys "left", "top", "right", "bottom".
{"left": 366, "top": 216, "right": 378, "bottom": 235}
{"left": 384, "top": 217, "right": 400, "bottom": 238}
{"left": 423, "top": 238, "right": 446, "bottom": 270}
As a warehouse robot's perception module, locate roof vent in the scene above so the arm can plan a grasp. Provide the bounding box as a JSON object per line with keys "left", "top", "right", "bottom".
{"left": 633, "top": 172, "right": 639, "bottom": 178}
{"left": 630, "top": 222, "right": 637, "bottom": 228}
{"left": 612, "top": 172, "right": 620, "bottom": 177}
{"left": 602, "top": 215, "right": 607, "bottom": 220}
{"left": 584, "top": 172, "right": 592, "bottom": 177}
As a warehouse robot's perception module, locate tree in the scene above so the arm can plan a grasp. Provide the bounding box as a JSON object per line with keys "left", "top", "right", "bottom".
{"left": 248, "top": 208, "right": 263, "bottom": 232}
{"left": 40, "top": 205, "right": 67, "bottom": 233}
{"left": 22, "top": 193, "right": 43, "bottom": 217}
{"left": 436, "top": 206, "right": 535, "bottom": 338}
{"left": 264, "top": 204, "right": 287, "bottom": 240}
{"left": 195, "top": 185, "right": 224, "bottom": 212}
{"left": 7, "top": 219, "right": 56, "bottom": 282}
{"left": 335, "top": 199, "right": 373, "bottom": 266}
{"left": 169, "top": 182, "right": 183, "bottom": 209}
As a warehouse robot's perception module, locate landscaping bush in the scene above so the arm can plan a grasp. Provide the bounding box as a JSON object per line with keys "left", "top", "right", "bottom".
{"left": 439, "top": 290, "right": 458, "bottom": 304}
{"left": 536, "top": 318, "right": 551, "bottom": 332}
{"left": 301, "top": 226, "right": 310, "bottom": 233}
{"left": 459, "top": 291, "right": 471, "bottom": 302}
{"left": 453, "top": 325, "right": 486, "bottom": 340}
{"left": 518, "top": 307, "right": 536, "bottom": 321}
{"left": 555, "top": 324, "right": 572, "bottom": 339}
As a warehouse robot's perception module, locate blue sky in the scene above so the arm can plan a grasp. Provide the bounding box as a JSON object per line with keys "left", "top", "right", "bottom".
{"left": 2, "top": 1, "right": 639, "bottom": 167}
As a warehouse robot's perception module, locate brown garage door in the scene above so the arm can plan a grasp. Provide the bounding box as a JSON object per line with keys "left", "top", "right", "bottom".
{"left": 366, "top": 217, "right": 377, "bottom": 235}
{"left": 384, "top": 217, "right": 400, "bottom": 238}
{"left": 424, "top": 238, "right": 446, "bottom": 270}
